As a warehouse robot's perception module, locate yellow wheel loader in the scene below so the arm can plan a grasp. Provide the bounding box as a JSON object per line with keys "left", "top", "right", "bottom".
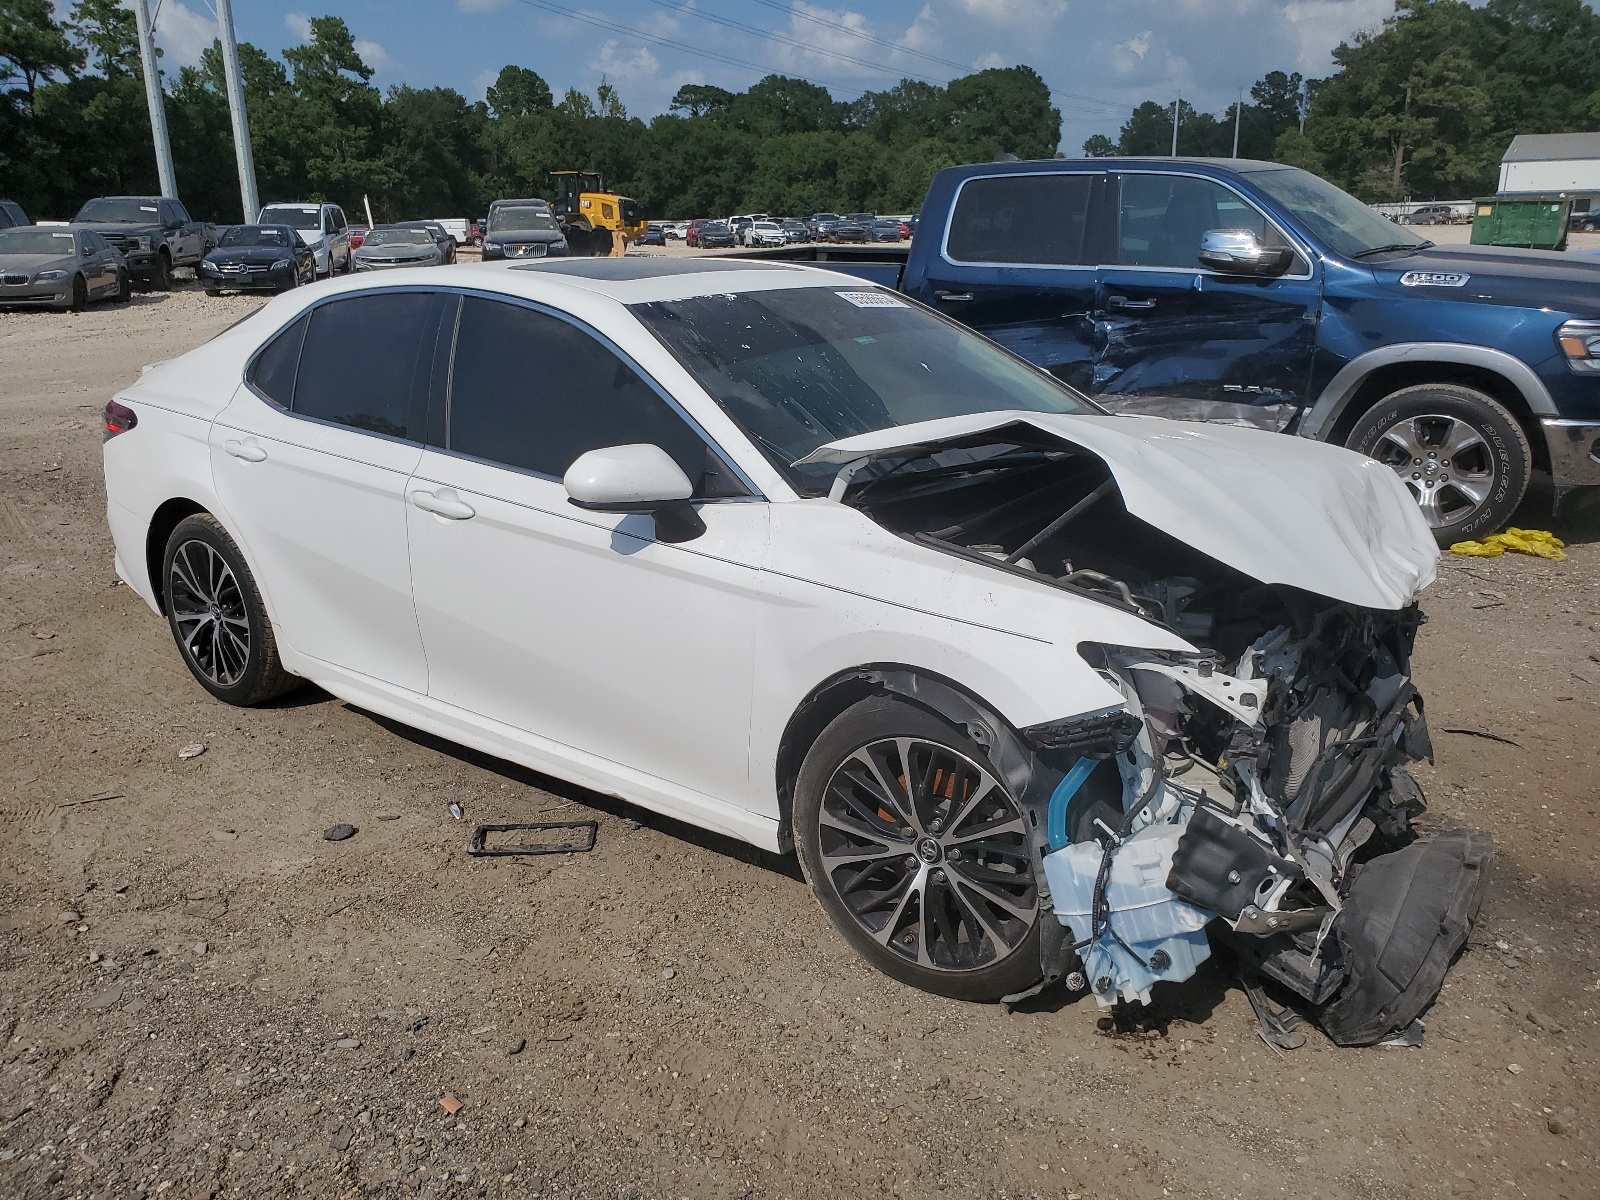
{"left": 550, "top": 171, "right": 647, "bottom": 257}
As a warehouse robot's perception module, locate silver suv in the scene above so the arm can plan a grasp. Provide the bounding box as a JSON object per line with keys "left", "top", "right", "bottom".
{"left": 255, "top": 202, "right": 351, "bottom": 277}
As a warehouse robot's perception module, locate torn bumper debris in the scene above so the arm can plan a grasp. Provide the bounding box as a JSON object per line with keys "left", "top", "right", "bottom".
{"left": 817, "top": 415, "right": 1489, "bottom": 1044}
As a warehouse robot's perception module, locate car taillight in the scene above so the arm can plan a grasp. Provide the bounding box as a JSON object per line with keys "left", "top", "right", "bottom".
{"left": 103, "top": 398, "right": 137, "bottom": 440}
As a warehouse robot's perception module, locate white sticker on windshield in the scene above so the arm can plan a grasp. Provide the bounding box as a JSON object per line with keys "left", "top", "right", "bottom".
{"left": 53, "top": 232, "right": 72, "bottom": 238}
{"left": 140, "top": 206, "right": 157, "bottom": 212}
{"left": 836, "top": 290, "right": 906, "bottom": 309}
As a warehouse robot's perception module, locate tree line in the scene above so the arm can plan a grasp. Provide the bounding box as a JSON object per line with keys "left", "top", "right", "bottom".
{"left": 0, "top": 3, "right": 1061, "bottom": 224}
{"left": 1089, "top": 0, "right": 1600, "bottom": 202}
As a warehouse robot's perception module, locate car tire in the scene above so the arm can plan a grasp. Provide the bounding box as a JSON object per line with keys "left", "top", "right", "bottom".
{"left": 114, "top": 269, "right": 131, "bottom": 303}
{"left": 162, "top": 513, "right": 301, "bottom": 707}
{"left": 1345, "top": 383, "right": 1531, "bottom": 546}
{"left": 151, "top": 252, "right": 172, "bottom": 292}
{"left": 64, "top": 274, "right": 87, "bottom": 312}
{"left": 794, "top": 695, "right": 1042, "bottom": 1002}
{"left": 204, "top": 288, "right": 221, "bottom": 298}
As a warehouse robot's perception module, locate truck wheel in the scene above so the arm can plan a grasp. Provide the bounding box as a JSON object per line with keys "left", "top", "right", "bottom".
{"left": 794, "top": 696, "right": 1042, "bottom": 1002}
{"left": 1345, "top": 383, "right": 1530, "bottom": 546}
{"left": 151, "top": 252, "right": 172, "bottom": 292}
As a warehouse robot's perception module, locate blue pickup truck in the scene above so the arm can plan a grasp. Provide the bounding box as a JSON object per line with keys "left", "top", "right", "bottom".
{"left": 748, "top": 158, "right": 1600, "bottom": 545}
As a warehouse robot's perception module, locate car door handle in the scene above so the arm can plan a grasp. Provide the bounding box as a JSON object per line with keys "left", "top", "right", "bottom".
{"left": 934, "top": 291, "right": 973, "bottom": 301}
{"left": 223, "top": 438, "right": 267, "bottom": 462}
{"left": 1107, "top": 295, "right": 1156, "bottom": 311}
{"left": 411, "top": 488, "right": 475, "bottom": 520}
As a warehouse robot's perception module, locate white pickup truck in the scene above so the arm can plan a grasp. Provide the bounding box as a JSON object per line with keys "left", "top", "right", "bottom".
{"left": 429, "top": 218, "right": 471, "bottom": 245}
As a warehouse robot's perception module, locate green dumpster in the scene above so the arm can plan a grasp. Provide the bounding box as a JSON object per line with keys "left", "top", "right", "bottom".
{"left": 1471, "top": 196, "right": 1571, "bottom": 251}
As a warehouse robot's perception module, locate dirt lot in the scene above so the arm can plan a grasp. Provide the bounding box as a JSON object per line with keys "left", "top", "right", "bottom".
{"left": 2, "top": 280, "right": 1598, "bottom": 1200}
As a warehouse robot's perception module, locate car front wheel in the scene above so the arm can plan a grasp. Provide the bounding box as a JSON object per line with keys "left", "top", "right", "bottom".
{"left": 1345, "top": 383, "right": 1531, "bottom": 546}
{"left": 795, "top": 696, "right": 1042, "bottom": 1002}
{"left": 151, "top": 252, "right": 172, "bottom": 292}
{"left": 162, "top": 514, "right": 301, "bottom": 706}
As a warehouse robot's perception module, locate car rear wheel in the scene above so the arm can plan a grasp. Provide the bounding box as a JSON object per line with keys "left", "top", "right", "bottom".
{"left": 794, "top": 696, "right": 1042, "bottom": 1002}
{"left": 1345, "top": 383, "right": 1530, "bottom": 546}
{"left": 162, "top": 514, "right": 301, "bottom": 707}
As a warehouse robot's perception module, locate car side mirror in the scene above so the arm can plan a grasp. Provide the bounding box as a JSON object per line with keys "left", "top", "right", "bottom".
{"left": 1197, "top": 228, "right": 1294, "bottom": 277}
{"left": 564, "top": 444, "right": 705, "bottom": 543}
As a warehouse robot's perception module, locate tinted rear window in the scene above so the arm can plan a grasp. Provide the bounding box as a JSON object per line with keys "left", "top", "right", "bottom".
{"left": 248, "top": 314, "right": 308, "bottom": 408}
{"left": 947, "top": 174, "right": 1098, "bottom": 266}
{"left": 292, "top": 294, "right": 440, "bottom": 439}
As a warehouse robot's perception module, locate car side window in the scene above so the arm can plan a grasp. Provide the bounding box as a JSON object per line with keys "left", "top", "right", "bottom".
{"left": 291, "top": 293, "right": 445, "bottom": 439}
{"left": 946, "top": 174, "right": 1100, "bottom": 266}
{"left": 446, "top": 297, "right": 747, "bottom": 498}
{"left": 1115, "top": 173, "right": 1294, "bottom": 270}
{"left": 248, "top": 313, "right": 309, "bottom": 409}
{"left": 331, "top": 208, "right": 345, "bottom": 231}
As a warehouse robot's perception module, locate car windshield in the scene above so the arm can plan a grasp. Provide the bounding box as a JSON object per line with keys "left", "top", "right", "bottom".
{"left": 1238, "top": 166, "right": 1429, "bottom": 258}
{"left": 258, "top": 207, "right": 321, "bottom": 230}
{"left": 220, "top": 226, "right": 293, "bottom": 248}
{"left": 490, "top": 209, "right": 558, "bottom": 233}
{"left": 75, "top": 198, "right": 158, "bottom": 223}
{"left": 363, "top": 228, "right": 431, "bottom": 247}
{"left": 633, "top": 286, "right": 1095, "bottom": 495}
{"left": 0, "top": 229, "right": 75, "bottom": 254}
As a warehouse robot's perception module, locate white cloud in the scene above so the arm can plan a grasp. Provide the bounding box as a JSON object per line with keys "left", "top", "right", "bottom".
{"left": 457, "top": 0, "right": 506, "bottom": 11}
{"left": 471, "top": 66, "right": 500, "bottom": 101}
{"left": 1120, "top": 30, "right": 1152, "bottom": 61}
{"left": 589, "top": 39, "right": 661, "bottom": 87}
{"left": 960, "top": 0, "right": 1068, "bottom": 27}
{"left": 284, "top": 12, "right": 313, "bottom": 42}
{"left": 151, "top": 1, "right": 216, "bottom": 68}
{"left": 355, "top": 39, "right": 390, "bottom": 71}
{"left": 1283, "top": 0, "right": 1392, "bottom": 73}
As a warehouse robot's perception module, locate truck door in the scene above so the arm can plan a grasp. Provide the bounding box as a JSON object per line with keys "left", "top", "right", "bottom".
{"left": 161, "top": 200, "right": 201, "bottom": 264}
{"left": 1091, "top": 171, "right": 1321, "bottom": 431}
{"left": 906, "top": 171, "right": 1109, "bottom": 395}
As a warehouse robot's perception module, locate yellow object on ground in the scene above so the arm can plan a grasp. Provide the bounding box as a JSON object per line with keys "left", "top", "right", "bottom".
{"left": 1450, "top": 528, "right": 1567, "bottom": 561}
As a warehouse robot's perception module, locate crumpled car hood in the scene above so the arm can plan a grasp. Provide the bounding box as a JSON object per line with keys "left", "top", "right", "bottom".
{"left": 795, "top": 411, "right": 1438, "bottom": 611}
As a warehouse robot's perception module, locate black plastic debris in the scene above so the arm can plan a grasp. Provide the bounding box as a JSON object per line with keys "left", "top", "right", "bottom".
{"left": 1317, "top": 828, "right": 1493, "bottom": 1046}
{"left": 322, "top": 824, "right": 357, "bottom": 841}
{"left": 467, "top": 822, "right": 598, "bottom": 857}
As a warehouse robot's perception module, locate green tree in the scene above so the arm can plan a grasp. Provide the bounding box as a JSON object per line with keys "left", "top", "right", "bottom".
{"left": 66, "top": 0, "right": 133, "bottom": 77}
{"left": 486, "top": 65, "right": 551, "bottom": 118}
{"left": 0, "top": 0, "right": 80, "bottom": 107}
{"left": 944, "top": 66, "right": 1060, "bottom": 159}
{"left": 668, "top": 82, "right": 732, "bottom": 118}
{"left": 1082, "top": 133, "right": 1117, "bottom": 157}
{"left": 281, "top": 16, "right": 393, "bottom": 209}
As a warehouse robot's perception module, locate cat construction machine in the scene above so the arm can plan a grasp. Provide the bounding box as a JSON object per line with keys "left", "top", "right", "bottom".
{"left": 550, "top": 170, "right": 647, "bottom": 256}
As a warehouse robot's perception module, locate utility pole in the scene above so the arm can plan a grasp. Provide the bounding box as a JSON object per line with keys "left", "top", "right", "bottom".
{"left": 215, "top": 0, "right": 259, "bottom": 222}
{"left": 1171, "top": 92, "right": 1179, "bottom": 157}
{"left": 1232, "top": 88, "right": 1242, "bottom": 157}
{"left": 131, "top": 0, "right": 177, "bottom": 198}
{"left": 1391, "top": 83, "right": 1412, "bottom": 196}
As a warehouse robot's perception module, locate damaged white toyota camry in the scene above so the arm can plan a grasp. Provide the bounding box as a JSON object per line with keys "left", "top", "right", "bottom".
{"left": 102, "top": 258, "right": 1491, "bottom": 1045}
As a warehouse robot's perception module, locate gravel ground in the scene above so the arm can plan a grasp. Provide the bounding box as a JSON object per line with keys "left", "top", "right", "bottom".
{"left": 1, "top": 280, "right": 1598, "bottom": 1200}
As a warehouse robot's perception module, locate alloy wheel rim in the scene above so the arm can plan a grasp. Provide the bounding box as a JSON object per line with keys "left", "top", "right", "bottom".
{"left": 169, "top": 540, "right": 250, "bottom": 686}
{"left": 1371, "top": 414, "right": 1497, "bottom": 529}
{"left": 819, "top": 737, "right": 1037, "bottom": 973}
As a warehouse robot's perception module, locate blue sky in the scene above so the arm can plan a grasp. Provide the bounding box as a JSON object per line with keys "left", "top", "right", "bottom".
{"left": 145, "top": 0, "right": 1411, "bottom": 152}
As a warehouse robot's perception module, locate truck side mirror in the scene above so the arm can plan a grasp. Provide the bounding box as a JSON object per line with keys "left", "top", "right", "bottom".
{"left": 1197, "top": 228, "right": 1294, "bottom": 277}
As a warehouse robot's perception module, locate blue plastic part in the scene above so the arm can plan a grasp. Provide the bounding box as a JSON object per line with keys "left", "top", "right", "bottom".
{"left": 1046, "top": 757, "right": 1099, "bottom": 851}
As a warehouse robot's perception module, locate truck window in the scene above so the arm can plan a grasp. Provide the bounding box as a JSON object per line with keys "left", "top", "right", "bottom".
{"left": 945, "top": 174, "right": 1098, "bottom": 266}
{"left": 1115, "top": 173, "right": 1291, "bottom": 270}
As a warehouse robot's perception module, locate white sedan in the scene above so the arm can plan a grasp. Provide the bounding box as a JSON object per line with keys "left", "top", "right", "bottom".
{"left": 742, "top": 221, "right": 788, "bottom": 247}
{"left": 101, "top": 258, "right": 1486, "bottom": 1043}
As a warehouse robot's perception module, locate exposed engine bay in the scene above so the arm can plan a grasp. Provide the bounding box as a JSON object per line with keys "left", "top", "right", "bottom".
{"left": 841, "top": 433, "right": 1493, "bottom": 1046}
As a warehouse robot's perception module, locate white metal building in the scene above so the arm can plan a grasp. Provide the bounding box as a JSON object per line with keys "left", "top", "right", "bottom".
{"left": 1498, "top": 132, "right": 1600, "bottom": 194}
